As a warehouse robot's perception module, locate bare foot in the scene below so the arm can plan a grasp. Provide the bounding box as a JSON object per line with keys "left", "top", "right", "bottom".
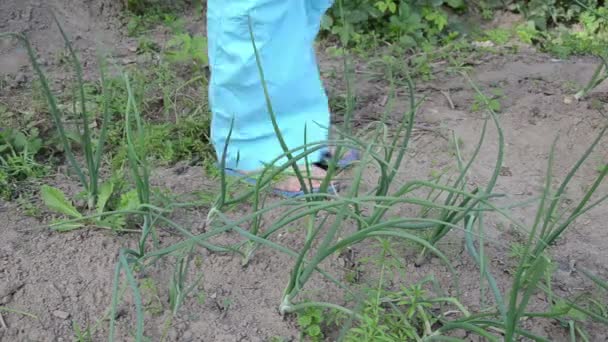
{"left": 240, "top": 165, "right": 330, "bottom": 192}
{"left": 274, "top": 165, "right": 328, "bottom": 192}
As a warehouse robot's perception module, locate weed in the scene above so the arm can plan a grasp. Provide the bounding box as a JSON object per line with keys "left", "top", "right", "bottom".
{"left": 478, "top": 1, "right": 498, "bottom": 20}
{"left": 111, "top": 114, "right": 211, "bottom": 167}
{"left": 0, "top": 127, "right": 45, "bottom": 199}
{"left": 0, "top": 306, "right": 37, "bottom": 319}
{"left": 520, "top": 2, "right": 608, "bottom": 59}
{"left": 196, "top": 289, "right": 206, "bottom": 305}
{"left": 16, "top": 195, "right": 43, "bottom": 218}
{"left": 126, "top": 4, "right": 185, "bottom": 37}
{"left": 562, "top": 80, "right": 580, "bottom": 92}
{"left": 515, "top": 22, "right": 542, "bottom": 45}
{"left": 137, "top": 36, "right": 161, "bottom": 54}
{"left": 345, "top": 241, "right": 427, "bottom": 340}
{"left": 164, "top": 33, "right": 208, "bottom": 70}
{"left": 269, "top": 337, "right": 289, "bottom": 342}
{"left": 471, "top": 87, "right": 503, "bottom": 113}
{"left": 484, "top": 28, "right": 512, "bottom": 45}
{"left": 73, "top": 322, "right": 93, "bottom": 342}
{"left": 516, "top": 0, "right": 585, "bottom": 30}
{"left": 323, "top": 0, "right": 465, "bottom": 49}
{"left": 29, "top": 32, "right": 213, "bottom": 171}
{"left": 297, "top": 307, "right": 325, "bottom": 341}
{"left": 140, "top": 278, "right": 163, "bottom": 315}
{"left": 448, "top": 136, "right": 465, "bottom": 156}
{"left": 363, "top": 34, "right": 479, "bottom": 82}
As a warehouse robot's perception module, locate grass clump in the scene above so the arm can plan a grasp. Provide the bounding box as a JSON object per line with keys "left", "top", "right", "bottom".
{"left": 125, "top": 0, "right": 188, "bottom": 36}
{"left": 164, "top": 33, "right": 209, "bottom": 70}
{"left": 110, "top": 115, "right": 211, "bottom": 168}
{"left": 0, "top": 127, "right": 45, "bottom": 199}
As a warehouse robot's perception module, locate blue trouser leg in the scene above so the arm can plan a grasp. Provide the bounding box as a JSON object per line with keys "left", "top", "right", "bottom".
{"left": 207, "top": 0, "right": 333, "bottom": 171}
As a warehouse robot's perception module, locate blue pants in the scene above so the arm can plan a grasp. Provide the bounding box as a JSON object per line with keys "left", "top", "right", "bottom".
{"left": 207, "top": 0, "right": 333, "bottom": 171}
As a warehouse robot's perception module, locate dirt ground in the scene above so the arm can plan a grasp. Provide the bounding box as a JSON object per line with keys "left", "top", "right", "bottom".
{"left": 1, "top": 1, "right": 607, "bottom": 341}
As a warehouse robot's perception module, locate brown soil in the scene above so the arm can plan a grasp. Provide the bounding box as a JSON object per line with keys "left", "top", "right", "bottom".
{"left": 1, "top": 1, "right": 607, "bottom": 341}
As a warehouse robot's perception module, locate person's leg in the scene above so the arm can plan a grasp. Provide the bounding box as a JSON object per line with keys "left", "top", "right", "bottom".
{"left": 207, "top": 0, "right": 331, "bottom": 175}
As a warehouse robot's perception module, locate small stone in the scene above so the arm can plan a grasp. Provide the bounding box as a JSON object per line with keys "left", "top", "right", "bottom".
{"left": 74, "top": 199, "right": 86, "bottom": 209}
{"left": 14, "top": 72, "right": 26, "bottom": 84}
{"left": 52, "top": 310, "right": 70, "bottom": 320}
{"left": 182, "top": 331, "right": 193, "bottom": 340}
{"left": 472, "top": 40, "right": 495, "bottom": 48}
{"left": 166, "top": 329, "right": 178, "bottom": 340}
{"left": 499, "top": 166, "right": 513, "bottom": 177}
{"left": 122, "top": 57, "right": 136, "bottom": 65}
{"left": 66, "top": 285, "right": 78, "bottom": 298}
{"left": 451, "top": 329, "right": 468, "bottom": 338}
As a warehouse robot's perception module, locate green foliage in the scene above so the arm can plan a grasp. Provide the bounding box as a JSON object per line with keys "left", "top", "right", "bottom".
{"left": 5, "top": 17, "right": 115, "bottom": 210}
{"left": 345, "top": 241, "right": 429, "bottom": 341}
{"left": 140, "top": 277, "right": 163, "bottom": 315}
{"left": 504, "top": 1, "right": 608, "bottom": 58}
{"left": 515, "top": 0, "right": 587, "bottom": 30}
{"left": 471, "top": 87, "right": 503, "bottom": 113}
{"left": 126, "top": 6, "right": 185, "bottom": 36}
{"left": 168, "top": 247, "right": 205, "bottom": 317}
{"left": 544, "top": 4, "right": 608, "bottom": 57}
{"left": 66, "top": 53, "right": 212, "bottom": 169}
{"left": 321, "top": 0, "right": 608, "bottom": 60}
{"left": 297, "top": 307, "right": 325, "bottom": 341}
{"left": 73, "top": 322, "right": 93, "bottom": 342}
{"left": 0, "top": 128, "right": 45, "bottom": 199}
{"left": 111, "top": 114, "right": 211, "bottom": 167}
{"left": 41, "top": 185, "right": 82, "bottom": 218}
{"left": 164, "top": 34, "right": 209, "bottom": 69}
{"left": 33, "top": 86, "right": 152, "bottom": 342}
{"left": 0, "top": 162, "right": 25, "bottom": 193}
{"left": 0, "top": 128, "right": 42, "bottom": 156}
{"left": 126, "top": 0, "right": 151, "bottom": 15}
{"left": 476, "top": 0, "right": 504, "bottom": 20}
{"left": 41, "top": 185, "right": 87, "bottom": 231}
{"left": 323, "top": 0, "right": 466, "bottom": 48}
{"left": 515, "top": 21, "right": 542, "bottom": 45}
{"left": 126, "top": 0, "right": 187, "bottom": 15}
{"left": 345, "top": 288, "right": 431, "bottom": 341}
{"left": 484, "top": 28, "right": 512, "bottom": 45}
{"left": 41, "top": 179, "right": 140, "bottom": 232}
{"left": 574, "top": 57, "right": 608, "bottom": 100}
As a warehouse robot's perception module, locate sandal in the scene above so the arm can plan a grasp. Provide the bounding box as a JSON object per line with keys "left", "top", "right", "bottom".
{"left": 220, "top": 148, "right": 360, "bottom": 198}
{"left": 314, "top": 148, "right": 361, "bottom": 171}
